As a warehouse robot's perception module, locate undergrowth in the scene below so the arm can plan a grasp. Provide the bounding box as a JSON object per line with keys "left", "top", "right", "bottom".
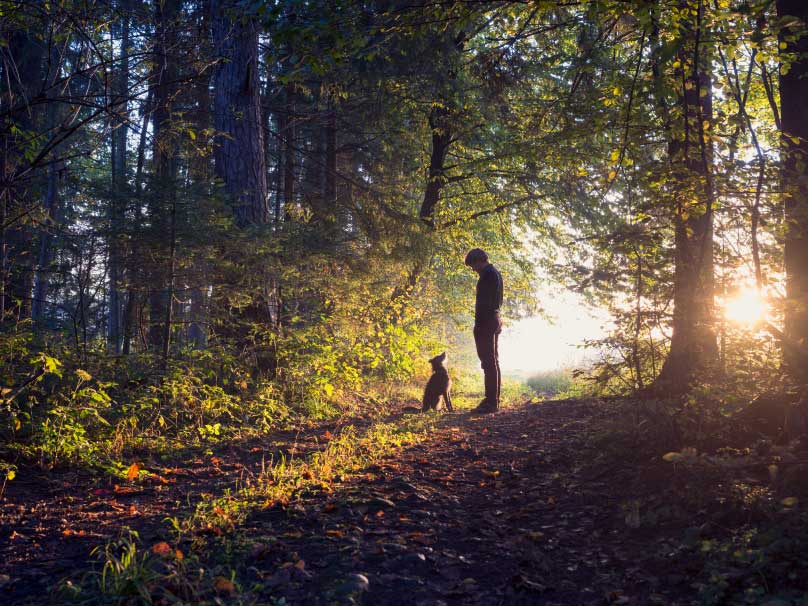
{"left": 59, "top": 411, "right": 437, "bottom": 605}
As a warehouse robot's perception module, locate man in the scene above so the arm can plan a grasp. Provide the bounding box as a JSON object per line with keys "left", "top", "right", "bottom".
{"left": 465, "top": 248, "right": 503, "bottom": 413}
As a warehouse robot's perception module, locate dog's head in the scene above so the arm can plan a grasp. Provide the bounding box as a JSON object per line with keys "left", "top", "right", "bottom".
{"left": 429, "top": 352, "right": 447, "bottom": 371}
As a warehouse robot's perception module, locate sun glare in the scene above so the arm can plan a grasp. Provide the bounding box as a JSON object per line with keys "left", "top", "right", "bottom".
{"left": 723, "top": 287, "right": 766, "bottom": 326}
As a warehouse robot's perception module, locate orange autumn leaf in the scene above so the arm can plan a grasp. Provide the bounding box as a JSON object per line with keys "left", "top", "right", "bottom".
{"left": 175, "top": 549, "right": 184, "bottom": 561}
{"left": 125, "top": 462, "right": 140, "bottom": 480}
{"left": 326, "top": 529, "right": 344, "bottom": 538}
{"left": 152, "top": 541, "right": 172, "bottom": 556}
{"left": 323, "top": 430, "right": 333, "bottom": 441}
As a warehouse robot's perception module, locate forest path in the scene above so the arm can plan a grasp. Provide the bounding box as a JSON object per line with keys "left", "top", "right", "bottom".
{"left": 230, "top": 400, "right": 686, "bottom": 606}
{"left": 1, "top": 400, "right": 694, "bottom": 605}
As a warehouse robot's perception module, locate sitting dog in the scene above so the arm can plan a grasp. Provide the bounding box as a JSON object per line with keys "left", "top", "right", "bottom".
{"left": 422, "top": 352, "right": 453, "bottom": 412}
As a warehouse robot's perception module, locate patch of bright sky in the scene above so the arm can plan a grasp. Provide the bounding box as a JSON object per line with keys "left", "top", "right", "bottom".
{"left": 499, "top": 287, "right": 613, "bottom": 376}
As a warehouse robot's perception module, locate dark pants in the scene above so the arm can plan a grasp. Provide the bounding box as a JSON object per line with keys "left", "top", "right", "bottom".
{"left": 474, "top": 318, "right": 501, "bottom": 406}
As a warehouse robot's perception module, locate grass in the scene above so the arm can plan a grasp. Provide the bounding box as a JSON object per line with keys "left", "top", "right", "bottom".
{"left": 60, "top": 404, "right": 441, "bottom": 605}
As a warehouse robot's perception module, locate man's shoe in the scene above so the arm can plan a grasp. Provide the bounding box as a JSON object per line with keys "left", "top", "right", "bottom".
{"left": 471, "top": 399, "right": 498, "bottom": 414}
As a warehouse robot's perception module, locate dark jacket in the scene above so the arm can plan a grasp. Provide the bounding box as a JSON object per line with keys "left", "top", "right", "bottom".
{"left": 475, "top": 264, "right": 503, "bottom": 328}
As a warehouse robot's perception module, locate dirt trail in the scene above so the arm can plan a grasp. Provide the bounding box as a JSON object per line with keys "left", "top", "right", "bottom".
{"left": 251, "top": 400, "right": 671, "bottom": 606}
{"left": 1, "top": 400, "right": 695, "bottom": 605}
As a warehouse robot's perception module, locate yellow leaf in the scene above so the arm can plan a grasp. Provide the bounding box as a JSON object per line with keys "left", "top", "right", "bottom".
{"left": 6, "top": 470, "right": 15, "bottom": 481}
{"left": 608, "top": 170, "right": 617, "bottom": 181}
{"left": 610, "top": 150, "right": 620, "bottom": 162}
{"left": 662, "top": 452, "right": 681, "bottom": 462}
{"left": 126, "top": 462, "right": 140, "bottom": 480}
{"left": 781, "top": 496, "right": 799, "bottom": 507}
{"left": 76, "top": 369, "right": 92, "bottom": 381}
{"left": 526, "top": 531, "right": 544, "bottom": 541}
{"left": 779, "top": 42, "right": 788, "bottom": 50}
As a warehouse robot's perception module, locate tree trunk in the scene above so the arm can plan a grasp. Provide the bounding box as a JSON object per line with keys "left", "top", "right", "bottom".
{"left": 1, "top": 29, "right": 44, "bottom": 325}
{"left": 147, "top": 0, "right": 180, "bottom": 352}
{"left": 32, "top": 43, "right": 65, "bottom": 327}
{"left": 108, "top": 6, "right": 130, "bottom": 352}
{"left": 211, "top": 0, "right": 268, "bottom": 227}
{"left": 779, "top": 0, "right": 808, "bottom": 381}
{"left": 418, "top": 104, "right": 452, "bottom": 224}
{"left": 653, "top": 0, "right": 718, "bottom": 390}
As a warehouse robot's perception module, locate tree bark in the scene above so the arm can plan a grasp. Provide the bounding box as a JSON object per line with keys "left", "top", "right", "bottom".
{"left": 653, "top": 0, "right": 718, "bottom": 390}
{"left": 108, "top": 5, "right": 130, "bottom": 352}
{"left": 1, "top": 28, "right": 44, "bottom": 325}
{"left": 211, "top": 0, "right": 268, "bottom": 227}
{"left": 147, "top": 0, "right": 180, "bottom": 353}
{"left": 779, "top": 0, "right": 808, "bottom": 381}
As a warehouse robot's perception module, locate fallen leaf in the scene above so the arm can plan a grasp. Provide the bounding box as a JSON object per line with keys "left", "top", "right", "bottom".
{"left": 152, "top": 542, "right": 172, "bottom": 556}
{"left": 781, "top": 496, "right": 799, "bottom": 507}
{"left": 125, "top": 463, "right": 140, "bottom": 480}
{"left": 214, "top": 576, "right": 235, "bottom": 595}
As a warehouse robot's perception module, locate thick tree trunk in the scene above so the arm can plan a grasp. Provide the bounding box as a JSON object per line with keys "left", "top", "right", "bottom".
{"left": 1, "top": 29, "right": 44, "bottom": 325}
{"left": 653, "top": 0, "right": 718, "bottom": 390}
{"left": 147, "top": 0, "right": 180, "bottom": 352}
{"left": 779, "top": 0, "right": 808, "bottom": 381}
{"left": 212, "top": 0, "right": 268, "bottom": 227}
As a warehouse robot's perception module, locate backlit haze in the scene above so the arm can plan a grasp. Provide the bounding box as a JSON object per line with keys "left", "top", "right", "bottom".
{"left": 499, "top": 289, "right": 612, "bottom": 375}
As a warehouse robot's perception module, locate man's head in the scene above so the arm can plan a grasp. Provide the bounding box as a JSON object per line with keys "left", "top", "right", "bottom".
{"left": 464, "top": 248, "right": 490, "bottom": 274}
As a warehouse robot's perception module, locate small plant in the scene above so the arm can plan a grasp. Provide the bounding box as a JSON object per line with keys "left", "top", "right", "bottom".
{"left": 90, "top": 530, "right": 158, "bottom": 605}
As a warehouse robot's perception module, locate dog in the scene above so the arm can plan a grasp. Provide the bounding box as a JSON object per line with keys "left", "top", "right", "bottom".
{"left": 421, "top": 352, "right": 453, "bottom": 412}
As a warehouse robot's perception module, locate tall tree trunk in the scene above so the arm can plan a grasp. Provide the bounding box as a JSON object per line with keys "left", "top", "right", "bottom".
{"left": 211, "top": 0, "right": 268, "bottom": 227}
{"left": 282, "top": 85, "right": 296, "bottom": 212}
{"left": 122, "top": 88, "right": 153, "bottom": 355}
{"left": 1, "top": 29, "right": 44, "bottom": 325}
{"left": 32, "top": 42, "right": 65, "bottom": 326}
{"left": 779, "top": 0, "right": 808, "bottom": 381}
{"left": 653, "top": 0, "right": 718, "bottom": 390}
{"left": 148, "top": 0, "right": 180, "bottom": 352}
{"left": 108, "top": 5, "right": 130, "bottom": 352}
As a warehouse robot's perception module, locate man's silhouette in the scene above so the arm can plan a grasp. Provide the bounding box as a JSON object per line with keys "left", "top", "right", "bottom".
{"left": 465, "top": 248, "right": 503, "bottom": 414}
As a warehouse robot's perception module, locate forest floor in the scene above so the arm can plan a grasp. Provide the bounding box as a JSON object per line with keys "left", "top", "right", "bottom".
{"left": 1, "top": 397, "right": 803, "bottom": 605}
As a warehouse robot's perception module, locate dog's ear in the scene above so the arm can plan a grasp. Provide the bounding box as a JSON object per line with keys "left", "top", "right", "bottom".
{"left": 437, "top": 352, "right": 447, "bottom": 363}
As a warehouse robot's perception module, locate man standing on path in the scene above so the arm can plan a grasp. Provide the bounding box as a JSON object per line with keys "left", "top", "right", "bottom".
{"left": 465, "top": 248, "right": 503, "bottom": 414}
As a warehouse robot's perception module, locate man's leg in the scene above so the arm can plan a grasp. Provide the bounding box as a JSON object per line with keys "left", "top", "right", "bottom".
{"left": 494, "top": 331, "right": 501, "bottom": 406}
{"left": 474, "top": 325, "right": 498, "bottom": 411}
